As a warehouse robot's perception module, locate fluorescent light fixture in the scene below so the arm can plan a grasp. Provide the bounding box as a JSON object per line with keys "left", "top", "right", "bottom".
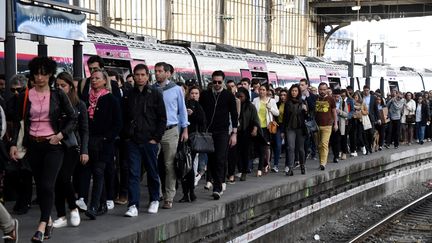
{"left": 351, "top": 5, "right": 361, "bottom": 11}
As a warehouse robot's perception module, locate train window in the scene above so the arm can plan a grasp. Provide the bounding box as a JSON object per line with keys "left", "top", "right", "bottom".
{"left": 328, "top": 77, "right": 341, "bottom": 89}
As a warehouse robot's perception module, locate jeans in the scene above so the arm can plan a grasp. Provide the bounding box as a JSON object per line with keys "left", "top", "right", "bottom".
{"left": 159, "top": 127, "right": 179, "bottom": 202}
{"left": 285, "top": 129, "right": 305, "bottom": 168}
{"left": 318, "top": 126, "right": 332, "bottom": 166}
{"left": 28, "top": 140, "right": 64, "bottom": 223}
{"left": 207, "top": 131, "right": 229, "bottom": 193}
{"left": 127, "top": 141, "right": 160, "bottom": 207}
{"left": 55, "top": 147, "right": 79, "bottom": 217}
{"left": 88, "top": 138, "right": 115, "bottom": 210}
{"left": 330, "top": 129, "right": 341, "bottom": 159}
{"left": 416, "top": 122, "right": 426, "bottom": 143}
{"left": 197, "top": 153, "right": 207, "bottom": 174}
{"left": 238, "top": 131, "right": 252, "bottom": 174}
{"left": 388, "top": 119, "right": 401, "bottom": 147}
{"left": 115, "top": 139, "right": 129, "bottom": 199}
{"left": 272, "top": 126, "right": 283, "bottom": 167}
{"left": 227, "top": 145, "right": 238, "bottom": 177}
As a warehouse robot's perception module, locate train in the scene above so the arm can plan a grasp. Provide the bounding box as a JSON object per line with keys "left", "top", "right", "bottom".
{"left": 1, "top": 31, "right": 431, "bottom": 95}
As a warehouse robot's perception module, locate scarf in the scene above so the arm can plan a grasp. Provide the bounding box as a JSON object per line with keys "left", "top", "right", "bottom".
{"left": 88, "top": 88, "right": 110, "bottom": 119}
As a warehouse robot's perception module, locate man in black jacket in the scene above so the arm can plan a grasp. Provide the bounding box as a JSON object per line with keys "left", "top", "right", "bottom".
{"left": 123, "top": 64, "right": 167, "bottom": 216}
{"left": 199, "top": 70, "right": 238, "bottom": 200}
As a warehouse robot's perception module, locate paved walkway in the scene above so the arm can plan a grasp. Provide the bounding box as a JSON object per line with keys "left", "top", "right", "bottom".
{"left": 3, "top": 142, "right": 427, "bottom": 242}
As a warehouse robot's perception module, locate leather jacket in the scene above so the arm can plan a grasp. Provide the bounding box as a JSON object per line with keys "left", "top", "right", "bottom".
{"left": 11, "top": 88, "right": 77, "bottom": 147}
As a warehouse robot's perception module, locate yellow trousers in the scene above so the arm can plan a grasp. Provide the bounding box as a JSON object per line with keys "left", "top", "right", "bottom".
{"left": 318, "top": 126, "right": 332, "bottom": 166}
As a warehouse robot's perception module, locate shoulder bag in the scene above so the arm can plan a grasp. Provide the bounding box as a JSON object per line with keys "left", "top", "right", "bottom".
{"left": 189, "top": 92, "right": 217, "bottom": 153}
{"left": 16, "top": 88, "right": 29, "bottom": 160}
{"left": 266, "top": 99, "right": 278, "bottom": 134}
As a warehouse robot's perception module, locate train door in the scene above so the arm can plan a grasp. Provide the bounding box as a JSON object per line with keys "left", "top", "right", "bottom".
{"left": 268, "top": 71, "right": 278, "bottom": 87}
{"left": 328, "top": 77, "right": 341, "bottom": 89}
{"left": 240, "top": 69, "right": 252, "bottom": 80}
{"left": 251, "top": 71, "right": 269, "bottom": 84}
{"left": 388, "top": 81, "right": 399, "bottom": 92}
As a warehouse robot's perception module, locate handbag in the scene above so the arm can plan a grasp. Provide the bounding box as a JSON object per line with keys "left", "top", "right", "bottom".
{"left": 305, "top": 119, "right": 319, "bottom": 134}
{"left": 405, "top": 114, "right": 415, "bottom": 124}
{"left": 174, "top": 142, "right": 192, "bottom": 179}
{"left": 267, "top": 121, "right": 278, "bottom": 134}
{"left": 62, "top": 132, "right": 78, "bottom": 149}
{"left": 362, "top": 115, "right": 372, "bottom": 130}
{"left": 189, "top": 132, "right": 215, "bottom": 153}
{"left": 16, "top": 88, "right": 29, "bottom": 160}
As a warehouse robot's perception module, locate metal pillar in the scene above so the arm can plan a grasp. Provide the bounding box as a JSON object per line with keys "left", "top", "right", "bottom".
{"left": 73, "top": 41, "right": 83, "bottom": 78}
{"left": 265, "top": 0, "right": 273, "bottom": 52}
{"left": 38, "top": 35, "right": 48, "bottom": 57}
{"left": 380, "top": 77, "right": 384, "bottom": 94}
{"left": 219, "top": 0, "right": 225, "bottom": 44}
{"left": 349, "top": 39, "right": 355, "bottom": 88}
{"left": 165, "top": 0, "right": 173, "bottom": 40}
{"left": 100, "top": 0, "right": 109, "bottom": 28}
{"left": 4, "top": 0, "right": 16, "bottom": 99}
{"left": 365, "top": 40, "right": 371, "bottom": 87}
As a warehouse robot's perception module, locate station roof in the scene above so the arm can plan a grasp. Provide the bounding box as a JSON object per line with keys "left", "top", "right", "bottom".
{"left": 310, "top": 0, "right": 432, "bottom": 24}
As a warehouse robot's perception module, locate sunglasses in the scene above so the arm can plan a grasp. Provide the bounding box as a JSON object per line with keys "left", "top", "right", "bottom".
{"left": 212, "top": 80, "right": 223, "bottom": 84}
{"left": 10, "top": 87, "right": 24, "bottom": 93}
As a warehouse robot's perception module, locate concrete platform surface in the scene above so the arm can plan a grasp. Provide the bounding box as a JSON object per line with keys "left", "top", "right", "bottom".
{"left": 4, "top": 142, "right": 432, "bottom": 243}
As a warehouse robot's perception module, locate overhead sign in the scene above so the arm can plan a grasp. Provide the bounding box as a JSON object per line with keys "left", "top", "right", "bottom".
{"left": 0, "top": 1, "right": 5, "bottom": 41}
{"left": 15, "top": 1, "right": 87, "bottom": 41}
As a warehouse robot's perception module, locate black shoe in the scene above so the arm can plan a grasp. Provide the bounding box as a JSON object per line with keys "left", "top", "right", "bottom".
{"left": 240, "top": 173, "right": 247, "bottom": 181}
{"left": 286, "top": 168, "right": 294, "bottom": 176}
{"left": 212, "top": 191, "right": 221, "bottom": 200}
{"left": 378, "top": 146, "right": 383, "bottom": 151}
{"left": 190, "top": 191, "right": 197, "bottom": 202}
{"left": 85, "top": 207, "right": 97, "bottom": 220}
{"left": 31, "top": 231, "right": 44, "bottom": 243}
{"left": 319, "top": 165, "right": 325, "bottom": 171}
{"left": 97, "top": 204, "right": 107, "bottom": 216}
{"left": 12, "top": 204, "right": 30, "bottom": 215}
{"left": 179, "top": 194, "right": 190, "bottom": 203}
{"left": 300, "top": 165, "right": 306, "bottom": 175}
{"left": 394, "top": 146, "right": 399, "bottom": 149}
{"left": 44, "top": 223, "right": 53, "bottom": 240}
{"left": 420, "top": 141, "right": 424, "bottom": 145}
{"left": 333, "top": 157, "right": 339, "bottom": 163}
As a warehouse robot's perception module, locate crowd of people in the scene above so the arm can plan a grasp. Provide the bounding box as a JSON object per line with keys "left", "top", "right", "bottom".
{"left": 0, "top": 55, "right": 430, "bottom": 242}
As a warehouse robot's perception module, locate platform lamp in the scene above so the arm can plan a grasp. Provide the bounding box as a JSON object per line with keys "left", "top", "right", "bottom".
{"left": 351, "top": 0, "right": 361, "bottom": 11}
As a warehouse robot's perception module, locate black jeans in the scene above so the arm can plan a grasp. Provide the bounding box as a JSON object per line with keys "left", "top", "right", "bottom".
{"left": 227, "top": 145, "right": 238, "bottom": 177}
{"left": 330, "top": 129, "right": 341, "bottom": 159}
{"left": 114, "top": 139, "right": 129, "bottom": 199}
{"left": 87, "top": 137, "right": 115, "bottom": 210}
{"left": 387, "top": 119, "right": 401, "bottom": 147}
{"left": 28, "top": 140, "right": 64, "bottom": 223}
{"left": 238, "top": 132, "right": 252, "bottom": 174}
{"left": 55, "top": 147, "right": 79, "bottom": 217}
{"left": 207, "top": 131, "right": 229, "bottom": 193}
{"left": 376, "top": 123, "right": 386, "bottom": 147}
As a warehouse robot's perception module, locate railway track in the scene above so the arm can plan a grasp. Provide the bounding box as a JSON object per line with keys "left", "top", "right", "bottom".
{"left": 349, "top": 191, "right": 432, "bottom": 243}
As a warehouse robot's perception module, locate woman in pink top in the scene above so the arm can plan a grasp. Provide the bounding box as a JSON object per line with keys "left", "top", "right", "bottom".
{"left": 9, "top": 57, "right": 76, "bottom": 243}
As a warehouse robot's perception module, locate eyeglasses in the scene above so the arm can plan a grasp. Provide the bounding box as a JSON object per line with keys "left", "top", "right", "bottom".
{"left": 212, "top": 80, "right": 223, "bottom": 84}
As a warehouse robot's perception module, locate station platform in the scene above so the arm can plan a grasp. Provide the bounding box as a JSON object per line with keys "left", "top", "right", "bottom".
{"left": 6, "top": 142, "right": 432, "bottom": 243}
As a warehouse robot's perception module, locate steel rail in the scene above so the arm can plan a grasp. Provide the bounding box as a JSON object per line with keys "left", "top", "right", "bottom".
{"left": 348, "top": 190, "right": 432, "bottom": 243}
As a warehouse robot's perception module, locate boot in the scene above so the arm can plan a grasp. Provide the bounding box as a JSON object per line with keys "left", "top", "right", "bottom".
{"left": 300, "top": 165, "right": 306, "bottom": 175}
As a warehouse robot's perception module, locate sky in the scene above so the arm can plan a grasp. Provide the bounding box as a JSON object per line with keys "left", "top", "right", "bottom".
{"left": 324, "top": 16, "right": 432, "bottom": 70}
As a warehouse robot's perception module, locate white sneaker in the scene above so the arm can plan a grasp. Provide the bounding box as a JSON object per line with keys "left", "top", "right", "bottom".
{"left": 235, "top": 173, "right": 242, "bottom": 178}
{"left": 222, "top": 183, "right": 226, "bottom": 192}
{"left": 106, "top": 200, "right": 115, "bottom": 210}
{"left": 271, "top": 167, "right": 279, "bottom": 173}
{"left": 350, "top": 152, "right": 358, "bottom": 157}
{"left": 194, "top": 174, "right": 202, "bottom": 186}
{"left": 53, "top": 217, "right": 67, "bottom": 228}
{"left": 361, "top": 147, "right": 367, "bottom": 155}
{"left": 148, "top": 201, "right": 159, "bottom": 214}
{"left": 284, "top": 166, "right": 289, "bottom": 173}
{"left": 70, "top": 209, "right": 81, "bottom": 227}
{"left": 75, "top": 198, "right": 87, "bottom": 211}
{"left": 204, "top": 181, "right": 213, "bottom": 190}
{"left": 125, "top": 205, "right": 138, "bottom": 217}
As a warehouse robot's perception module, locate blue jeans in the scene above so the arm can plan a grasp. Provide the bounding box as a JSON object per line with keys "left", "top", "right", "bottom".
{"left": 127, "top": 141, "right": 160, "bottom": 208}
{"left": 272, "top": 126, "right": 283, "bottom": 167}
{"left": 416, "top": 122, "right": 426, "bottom": 143}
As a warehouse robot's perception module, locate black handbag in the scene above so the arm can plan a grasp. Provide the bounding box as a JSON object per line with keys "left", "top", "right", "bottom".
{"left": 305, "top": 119, "right": 319, "bottom": 134}
{"left": 189, "top": 132, "right": 215, "bottom": 153}
{"left": 405, "top": 114, "right": 415, "bottom": 124}
{"left": 174, "top": 142, "right": 192, "bottom": 179}
{"left": 62, "top": 132, "right": 78, "bottom": 149}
